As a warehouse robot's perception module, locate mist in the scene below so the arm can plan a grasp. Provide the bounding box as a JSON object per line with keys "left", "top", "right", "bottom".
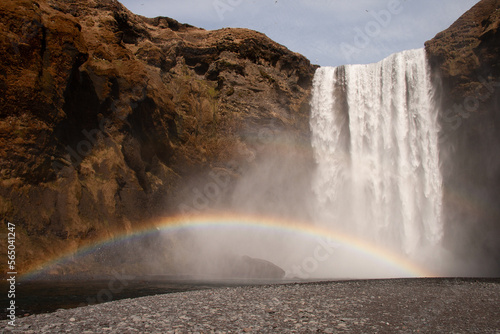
{"left": 32, "top": 50, "right": 500, "bottom": 282}
{"left": 154, "top": 47, "right": 499, "bottom": 281}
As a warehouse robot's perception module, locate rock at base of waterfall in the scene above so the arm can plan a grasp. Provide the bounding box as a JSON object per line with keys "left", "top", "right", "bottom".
{"left": 238, "top": 256, "right": 286, "bottom": 279}
{"left": 202, "top": 255, "right": 285, "bottom": 280}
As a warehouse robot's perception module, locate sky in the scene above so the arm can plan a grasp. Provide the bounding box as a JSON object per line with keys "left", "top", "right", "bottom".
{"left": 120, "top": 0, "right": 479, "bottom": 67}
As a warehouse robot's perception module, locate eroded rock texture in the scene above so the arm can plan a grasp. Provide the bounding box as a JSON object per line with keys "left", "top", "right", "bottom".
{"left": 0, "top": 0, "right": 315, "bottom": 274}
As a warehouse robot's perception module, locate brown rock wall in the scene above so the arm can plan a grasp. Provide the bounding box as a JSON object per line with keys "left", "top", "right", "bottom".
{"left": 0, "top": 0, "right": 315, "bottom": 275}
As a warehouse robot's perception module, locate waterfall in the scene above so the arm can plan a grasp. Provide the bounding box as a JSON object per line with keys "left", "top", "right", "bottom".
{"left": 310, "top": 48, "right": 443, "bottom": 257}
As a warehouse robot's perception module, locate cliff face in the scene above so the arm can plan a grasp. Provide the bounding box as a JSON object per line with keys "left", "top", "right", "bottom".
{"left": 0, "top": 0, "right": 315, "bottom": 274}
{"left": 3, "top": 0, "right": 498, "bottom": 277}
{"left": 425, "top": 0, "right": 500, "bottom": 273}
{"left": 425, "top": 0, "right": 500, "bottom": 105}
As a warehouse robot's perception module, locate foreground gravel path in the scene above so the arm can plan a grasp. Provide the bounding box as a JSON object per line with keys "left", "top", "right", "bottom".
{"left": 2, "top": 278, "right": 499, "bottom": 333}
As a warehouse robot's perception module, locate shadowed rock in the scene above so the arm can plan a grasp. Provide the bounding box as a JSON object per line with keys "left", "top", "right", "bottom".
{"left": 0, "top": 0, "right": 315, "bottom": 275}
{"left": 425, "top": 0, "right": 500, "bottom": 275}
{"left": 234, "top": 255, "right": 285, "bottom": 279}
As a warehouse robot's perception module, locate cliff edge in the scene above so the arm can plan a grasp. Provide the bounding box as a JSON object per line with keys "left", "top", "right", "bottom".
{"left": 0, "top": 0, "right": 315, "bottom": 274}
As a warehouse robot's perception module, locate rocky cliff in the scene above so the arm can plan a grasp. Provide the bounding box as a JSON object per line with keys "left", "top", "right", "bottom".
{"left": 2, "top": 0, "right": 499, "bottom": 277}
{"left": 0, "top": 0, "right": 315, "bottom": 275}
{"left": 425, "top": 0, "right": 500, "bottom": 274}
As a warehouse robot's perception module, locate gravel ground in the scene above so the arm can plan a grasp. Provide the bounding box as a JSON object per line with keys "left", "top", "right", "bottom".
{"left": 2, "top": 278, "right": 499, "bottom": 333}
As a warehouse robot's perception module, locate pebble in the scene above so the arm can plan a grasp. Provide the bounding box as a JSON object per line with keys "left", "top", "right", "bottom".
{"left": 1, "top": 279, "right": 499, "bottom": 333}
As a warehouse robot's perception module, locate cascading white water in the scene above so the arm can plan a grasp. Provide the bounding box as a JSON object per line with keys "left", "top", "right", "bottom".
{"left": 310, "top": 48, "right": 443, "bottom": 258}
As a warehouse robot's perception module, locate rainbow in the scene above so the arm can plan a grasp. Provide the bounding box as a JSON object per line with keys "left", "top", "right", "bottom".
{"left": 22, "top": 213, "right": 436, "bottom": 280}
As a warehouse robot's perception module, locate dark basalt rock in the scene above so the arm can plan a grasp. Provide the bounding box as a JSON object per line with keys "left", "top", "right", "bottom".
{"left": 236, "top": 255, "right": 286, "bottom": 279}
